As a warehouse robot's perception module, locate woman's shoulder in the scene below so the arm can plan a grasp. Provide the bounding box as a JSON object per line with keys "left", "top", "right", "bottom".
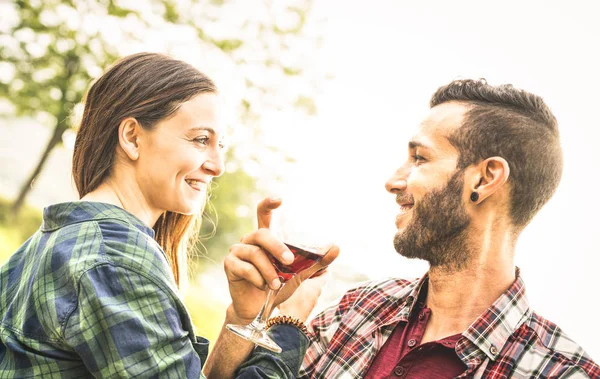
{"left": 42, "top": 201, "right": 171, "bottom": 283}
{"left": 95, "top": 218, "right": 172, "bottom": 280}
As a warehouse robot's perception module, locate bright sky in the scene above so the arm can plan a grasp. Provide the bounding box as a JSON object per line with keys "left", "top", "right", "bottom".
{"left": 269, "top": 0, "right": 600, "bottom": 358}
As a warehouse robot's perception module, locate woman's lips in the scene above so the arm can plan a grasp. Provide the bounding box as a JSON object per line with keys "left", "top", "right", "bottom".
{"left": 185, "top": 179, "right": 207, "bottom": 192}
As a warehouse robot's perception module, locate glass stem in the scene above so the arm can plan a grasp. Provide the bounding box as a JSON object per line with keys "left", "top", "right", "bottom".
{"left": 250, "top": 284, "right": 284, "bottom": 331}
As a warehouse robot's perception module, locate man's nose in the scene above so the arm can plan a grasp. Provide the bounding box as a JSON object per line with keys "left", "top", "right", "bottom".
{"left": 385, "top": 166, "right": 409, "bottom": 194}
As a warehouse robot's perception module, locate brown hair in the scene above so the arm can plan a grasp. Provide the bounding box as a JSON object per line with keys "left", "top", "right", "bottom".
{"left": 430, "top": 79, "right": 563, "bottom": 227}
{"left": 72, "top": 52, "right": 218, "bottom": 286}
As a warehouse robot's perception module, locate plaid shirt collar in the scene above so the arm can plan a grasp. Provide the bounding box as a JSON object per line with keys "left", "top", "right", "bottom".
{"left": 41, "top": 201, "right": 155, "bottom": 238}
{"left": 461, "top": 268, "right": 531, "bottom": 363}
{"left": 377, "top": 268, "right": 531, "bottom": 363}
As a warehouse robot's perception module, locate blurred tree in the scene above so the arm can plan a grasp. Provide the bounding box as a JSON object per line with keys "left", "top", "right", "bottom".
{"left": 0, "top": 0, "right": 326, "bottom": 267}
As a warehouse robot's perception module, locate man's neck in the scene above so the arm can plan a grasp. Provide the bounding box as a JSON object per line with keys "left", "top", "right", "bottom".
{"left": 420, "top": 232, "right": 516, "bottom": 344}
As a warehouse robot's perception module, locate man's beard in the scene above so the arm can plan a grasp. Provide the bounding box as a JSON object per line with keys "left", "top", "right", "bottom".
{"left": 393, "top": 169, "right": 472, "bottom": 270}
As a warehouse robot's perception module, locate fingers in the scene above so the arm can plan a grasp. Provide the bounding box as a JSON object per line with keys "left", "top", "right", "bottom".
{"left": 320, "top": 244, "right": 340, "bottom": 266}
{"left": 225, "top": 243, "right": 283, "bottom": 290}
{"left": 309, "top": 267, "right": 328, "bottom": 279}
{"left": 240, "top": 228, "right": 294, "bottom": 265}
{"left": 274, "top": 244, "right": 340, "bottom": 304}
{"left": 224, "top": 254, "right": 268, "bottom": 289}
{"left": 303, "top": 270, "right": 329, "bottom": 291}
{"left": 257, "top": 196, "right": 282, "bottom": 229}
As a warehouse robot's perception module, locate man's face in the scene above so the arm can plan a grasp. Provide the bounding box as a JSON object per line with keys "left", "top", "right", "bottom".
{"left": 385, "top": 102, "right": 473, "bottom": 269}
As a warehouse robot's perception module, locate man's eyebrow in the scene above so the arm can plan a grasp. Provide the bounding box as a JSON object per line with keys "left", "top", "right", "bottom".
{"left": 408, "top": 141, "right": 431, "bottom": 150}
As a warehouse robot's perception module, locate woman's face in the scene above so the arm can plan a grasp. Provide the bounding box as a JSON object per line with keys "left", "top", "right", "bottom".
{"left": 135, "top": 93, "right": 225, "bottom": 216}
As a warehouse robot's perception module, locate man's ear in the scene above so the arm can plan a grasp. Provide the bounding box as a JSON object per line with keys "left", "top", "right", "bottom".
{"left": 118, "top": 117, "right": 141, "bottom": 161}
{"left": 468, "top": 157, "right": 510, "bottom": 204}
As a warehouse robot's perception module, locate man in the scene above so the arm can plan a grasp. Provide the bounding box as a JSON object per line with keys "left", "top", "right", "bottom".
{"left": 228, "top": 79, "right": 599, "bottom": 378}
{"left": 291, "top": 79, "right": 599, "bottom": 378}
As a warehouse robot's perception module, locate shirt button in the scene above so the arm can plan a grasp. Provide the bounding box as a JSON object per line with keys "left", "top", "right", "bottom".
{"left": 393, "top": 366, "right": 405, "bottom": 376}
{"left": 490, "top": 345, "right": 499, "bottom": 355}
{"left": 418, "top": 313, "right": 425, "bottom": 321}
{"left": 407, "top": 339, "right": 417, "bottom": 347}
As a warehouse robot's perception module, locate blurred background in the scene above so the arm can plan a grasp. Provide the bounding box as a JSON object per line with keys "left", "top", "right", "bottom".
{"left": 1, "top": 0, "right": 599, "bottom": 360}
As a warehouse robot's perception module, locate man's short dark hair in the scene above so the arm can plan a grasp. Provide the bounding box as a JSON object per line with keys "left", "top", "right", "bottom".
{"left": 430, "top": 79, "right": 563, "bottom": 227}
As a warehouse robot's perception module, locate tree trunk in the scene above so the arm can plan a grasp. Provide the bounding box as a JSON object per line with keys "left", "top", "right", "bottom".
{"left": 10, "top": 122, "right": 67, "bottom": 217}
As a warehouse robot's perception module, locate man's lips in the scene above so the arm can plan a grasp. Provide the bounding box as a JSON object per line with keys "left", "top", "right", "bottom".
{"left": 395, "top": 193, "right": 414, "bottom": 207}
{"left": 395, "top": 205, "right": 413, "bottom": 228}
{"left": 395, "top": 195, "right": 414, "bottom": 228}
{"left": 397, "top": 202, "right": 414, "bottom": 219}
{"left": 398, "top": 203, "right": 414, "bottom": 213}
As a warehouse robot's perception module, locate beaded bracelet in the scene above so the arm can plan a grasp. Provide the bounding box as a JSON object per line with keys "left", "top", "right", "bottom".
{"left": 266, "top": 315, "right": 308, "bottom": 335}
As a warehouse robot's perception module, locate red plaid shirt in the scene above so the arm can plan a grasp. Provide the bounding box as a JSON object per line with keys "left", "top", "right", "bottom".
{"left": 300, "top": 270, "right": 599, "bottom": 378}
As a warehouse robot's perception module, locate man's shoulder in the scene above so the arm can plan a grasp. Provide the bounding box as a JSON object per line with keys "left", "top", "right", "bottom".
{"left": 518, "top": 311, "right": 600, "bottom": 376}
{"left": 346, "top": 276, "right": 418, "bottom": 297}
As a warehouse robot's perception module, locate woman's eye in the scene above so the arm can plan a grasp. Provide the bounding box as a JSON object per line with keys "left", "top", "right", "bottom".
{"left": 194, "top": 137, "right": 209, "bottom": 145}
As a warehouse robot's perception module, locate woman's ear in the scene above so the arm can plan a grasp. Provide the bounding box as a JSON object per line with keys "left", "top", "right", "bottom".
{"left": 118, "top": 117, "right": 141, "bottom": 161}
{"left": 470, "top": 157, "right": 510, "bottom": 204}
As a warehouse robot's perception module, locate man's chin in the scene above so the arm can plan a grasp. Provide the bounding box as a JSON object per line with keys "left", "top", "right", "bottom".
{"left": 393, "top": 231, "right": 435, "bottom": 264}
{"left": 393, "top": 234, "right": 418, "bottom": 259}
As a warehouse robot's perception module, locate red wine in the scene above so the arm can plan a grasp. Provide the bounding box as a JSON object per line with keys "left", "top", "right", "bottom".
{"left": 271, "top": 243, "right": 324, "bottom": 282}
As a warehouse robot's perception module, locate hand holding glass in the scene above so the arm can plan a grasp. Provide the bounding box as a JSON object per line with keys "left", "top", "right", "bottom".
{"left": 226, "top": 203, "right": 333, "bottom": 352}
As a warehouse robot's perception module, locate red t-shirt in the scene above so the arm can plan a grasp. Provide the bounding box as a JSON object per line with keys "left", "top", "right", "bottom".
{"left": 364, "top": 302, "right": 466, "bottom": 378}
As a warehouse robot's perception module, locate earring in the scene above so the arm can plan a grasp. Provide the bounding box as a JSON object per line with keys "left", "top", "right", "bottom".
{"left": 470, "top": 192, "right": 479, "bottom": 202}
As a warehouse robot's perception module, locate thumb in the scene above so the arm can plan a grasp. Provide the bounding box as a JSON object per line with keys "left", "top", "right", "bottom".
{"left": 257, "top": 196, "right": 282, "bottom": 229}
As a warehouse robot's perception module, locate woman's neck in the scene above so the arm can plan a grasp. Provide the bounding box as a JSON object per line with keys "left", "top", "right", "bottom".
{"left": 80, "top": 178, "right": 160, "bottom": 227}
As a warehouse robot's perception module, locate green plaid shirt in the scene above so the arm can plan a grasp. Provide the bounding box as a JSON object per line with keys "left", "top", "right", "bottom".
{"left": 0, "top": 202, "right": 308, "bottom": 378}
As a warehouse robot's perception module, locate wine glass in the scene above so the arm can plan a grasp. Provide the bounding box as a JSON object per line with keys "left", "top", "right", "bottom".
{"left": 226, "top": 199, "right": 333, "bottom": 353}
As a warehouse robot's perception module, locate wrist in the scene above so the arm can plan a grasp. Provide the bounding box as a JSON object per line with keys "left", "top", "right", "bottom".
{"left": 276, "top": 305, "right": 310, "bottom": 322}
{"left": 266, "top": 314, "right": 309, "bottom": 335}
{"left": 225, "top": 304, "right": 255, "bottom": 325}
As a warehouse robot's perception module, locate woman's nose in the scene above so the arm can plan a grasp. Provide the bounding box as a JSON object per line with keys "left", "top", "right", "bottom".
{"left": 202, "top": 150, "right": 225, "bottom": 177}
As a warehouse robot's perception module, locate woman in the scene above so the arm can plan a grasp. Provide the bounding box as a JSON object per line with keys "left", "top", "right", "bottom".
{"left": 0, "top": 52, "right": 337, "bottom": 378}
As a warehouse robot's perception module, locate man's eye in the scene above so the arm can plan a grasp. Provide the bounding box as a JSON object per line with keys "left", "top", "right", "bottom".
{"left": 412, "top": 155, "right": 426, "bottom": 163}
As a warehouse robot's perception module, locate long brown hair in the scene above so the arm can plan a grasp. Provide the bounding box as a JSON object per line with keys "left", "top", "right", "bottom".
{"left": 72, "top": 52, "right": 218, "bottom": 287}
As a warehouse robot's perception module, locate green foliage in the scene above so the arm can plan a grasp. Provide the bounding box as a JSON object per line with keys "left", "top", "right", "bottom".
{"left": 283, "top": 66, "right": 302, "bottom": 76}
{"left": 162, "top": 1, "right": 180, "bottom": 23}
{"left": 0, "top": 196, "right": 42, "bottom": 264}
{"left": 0, "top": 1, "right": 120, "bottom": 129}
{"left": 198, "top": 169, "right": 258, "bottom": 263}
{"left": 213, "top": 39, "right": 243, "bottom": 53}
{"left": 294, "top": 95, "right": 317, "bottom": 116}
{"left": 184, "top": 291, "right": 227, "bottom": 348}
{"left": 107, "top": 0, "right": 139, "bottom": 17}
